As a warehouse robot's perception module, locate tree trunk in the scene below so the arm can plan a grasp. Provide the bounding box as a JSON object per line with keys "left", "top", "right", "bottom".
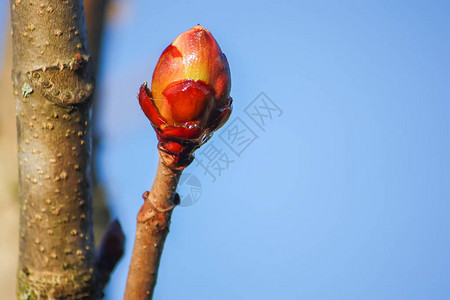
{"left": 11, "top": 0, "right": 98, "bottom": 297}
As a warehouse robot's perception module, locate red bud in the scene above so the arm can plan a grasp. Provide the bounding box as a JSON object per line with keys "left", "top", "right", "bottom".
{"left": 139, "top": 25, "right": 232, "bottom": 168}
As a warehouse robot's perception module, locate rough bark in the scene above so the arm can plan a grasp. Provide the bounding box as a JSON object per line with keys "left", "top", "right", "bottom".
{"left": 10, "top": 0, "right": 98, "bottom": 298}
{"left": 2, "top": 1, "right": 119, "bottom": 298}
{"left": 124, "top": 153, "right": 182, "bottom": 300}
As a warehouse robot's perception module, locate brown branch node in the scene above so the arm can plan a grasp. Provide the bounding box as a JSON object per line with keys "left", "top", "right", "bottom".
{"left": 124, "top": 154, "right": 183, "bottom": 300}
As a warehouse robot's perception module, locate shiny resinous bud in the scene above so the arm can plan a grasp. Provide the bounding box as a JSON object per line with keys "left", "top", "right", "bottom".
{"left": 139, "top": 25, "right": 232, "bottom": 168}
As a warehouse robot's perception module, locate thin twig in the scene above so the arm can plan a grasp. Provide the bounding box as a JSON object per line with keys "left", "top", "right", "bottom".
{"left": 124, "top": 151, "right": 182, "bottom": 299}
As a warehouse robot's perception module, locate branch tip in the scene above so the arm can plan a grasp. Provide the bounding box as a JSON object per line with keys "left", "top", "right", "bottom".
{"left": 95, "top": 219, "right": 125, "bottom": 289}
{"left": 173, "top": 193, "right": 181, "bottom": 206}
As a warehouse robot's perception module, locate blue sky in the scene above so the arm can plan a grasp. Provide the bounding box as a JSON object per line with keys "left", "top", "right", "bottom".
{"left": 2, "top": 0, "right": 450, "bottom": 299}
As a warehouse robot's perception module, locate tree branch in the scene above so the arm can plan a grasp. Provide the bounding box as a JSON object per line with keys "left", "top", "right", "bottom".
{"left": 124, "top": 151, "right": 182, "bottom": 300}
{"left": 10, "top": 0, "right": 98, "bottom": 297}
